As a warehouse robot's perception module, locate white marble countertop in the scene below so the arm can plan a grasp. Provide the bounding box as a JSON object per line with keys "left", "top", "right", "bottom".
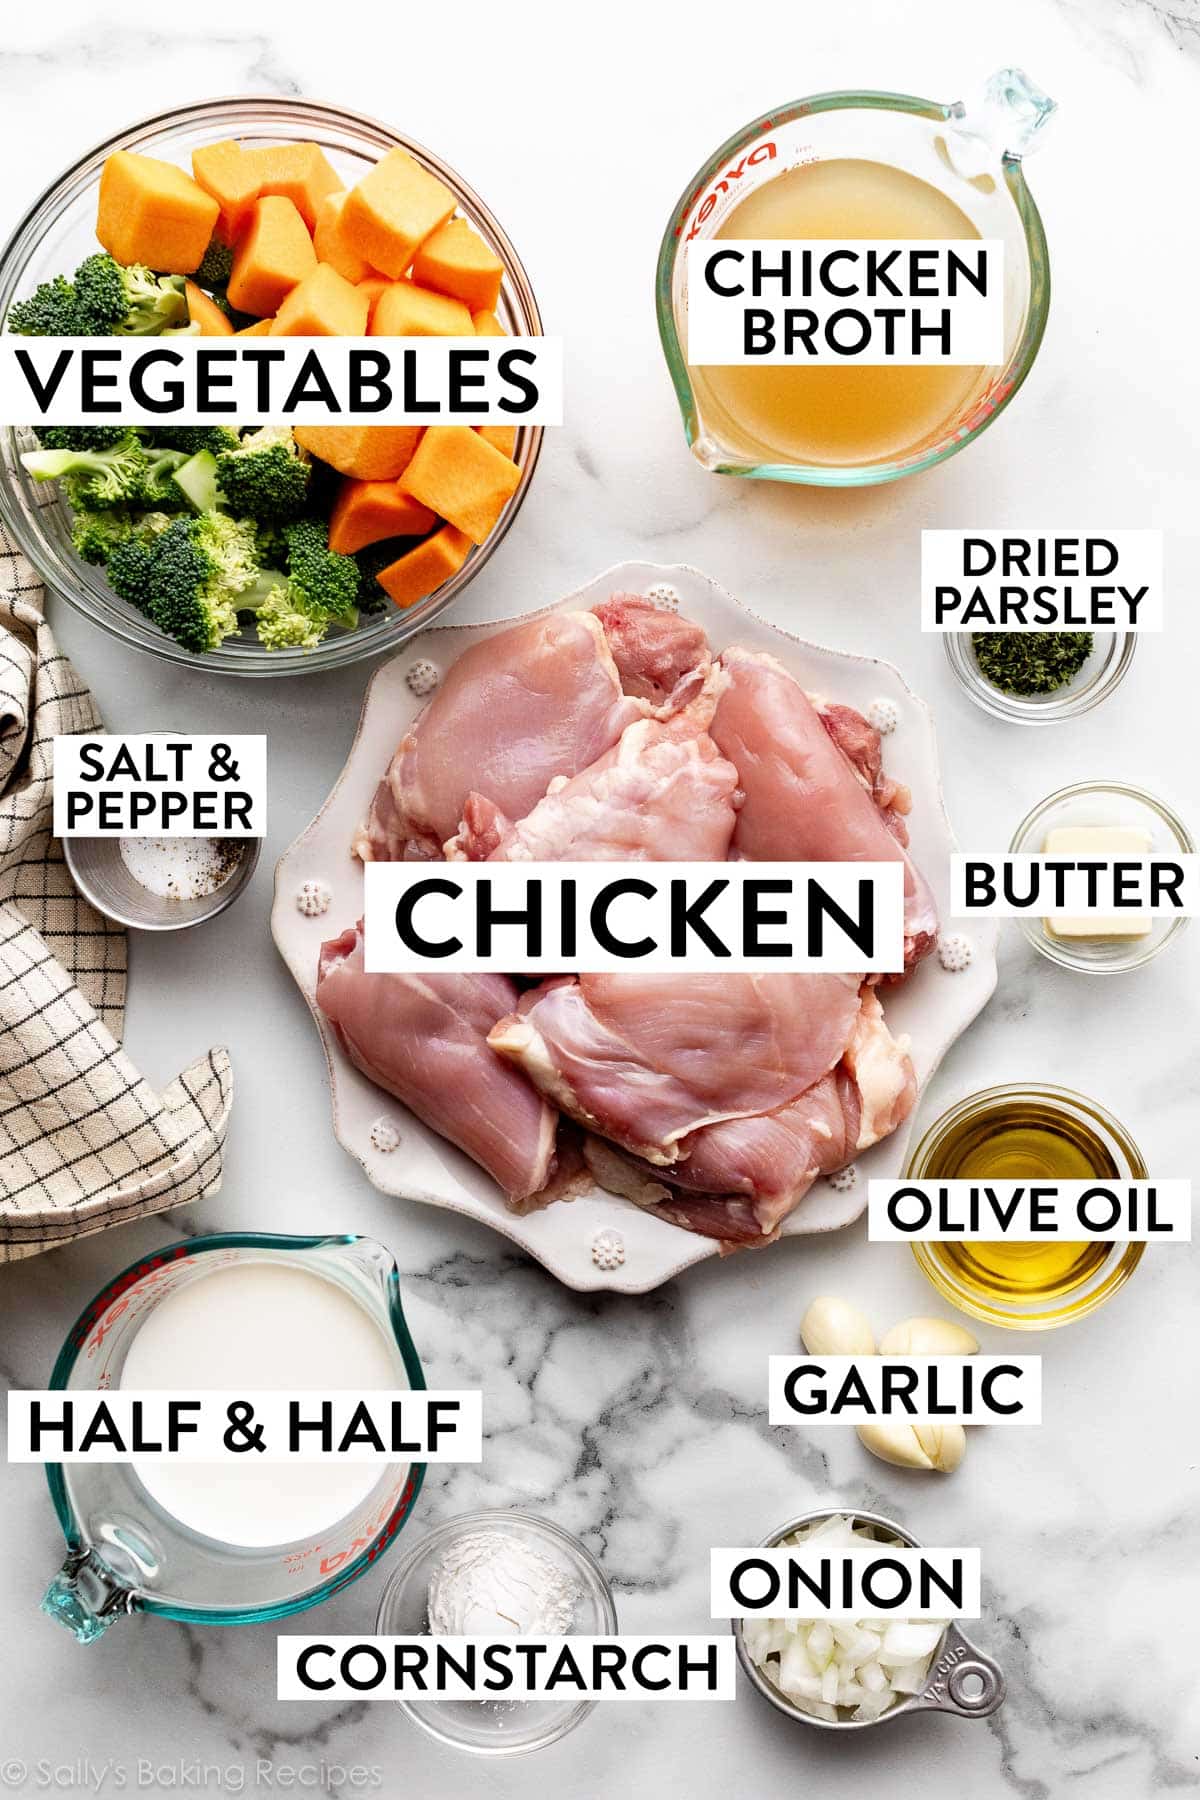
{"left": 1, "top": 2, "right": 1198, "bottom": 1795}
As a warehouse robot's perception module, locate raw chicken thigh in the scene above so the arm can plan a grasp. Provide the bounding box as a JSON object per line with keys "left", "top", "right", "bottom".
{"left": 355, "top": 597, "right": 714, "bottom": 863}
{"left": 648, "top": 988, "right": 916, "bottom": 1241}
{"left": 354, "top": 610, "right": 643, "bottom": 862}
{"left": 316, "top": 925, "right": 557, "bottom": 1201}
{"left": 709, "top": 647, "right": 939, "bottom": 970}
{"left": 488, "top": 971, "right": 863, "bottom": 1163}
{"left": 332, "top": 589, "right": 933, "bottom": 1249}
{"left": 450, "top": 717, "right": 741, "bottom": 863}
{"left": 591, "top": 593, "right": 711, "bottom": 709}
{"left": 579, "top": 989, "right": 914, "bottom": 1247}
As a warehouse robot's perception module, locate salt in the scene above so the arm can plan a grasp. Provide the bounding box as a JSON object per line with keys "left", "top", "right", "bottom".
{"left": 119, "top": 836, "right": 243, "bottom": 902}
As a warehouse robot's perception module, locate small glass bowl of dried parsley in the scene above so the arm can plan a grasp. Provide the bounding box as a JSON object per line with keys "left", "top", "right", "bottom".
{"left": 945, "top": 627, "right": 1136, "bottom": 724}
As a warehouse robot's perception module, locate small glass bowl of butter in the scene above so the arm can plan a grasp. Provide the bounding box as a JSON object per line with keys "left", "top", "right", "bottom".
{"left": 1008, "top": 781, "right": 1195, "bottom": 972}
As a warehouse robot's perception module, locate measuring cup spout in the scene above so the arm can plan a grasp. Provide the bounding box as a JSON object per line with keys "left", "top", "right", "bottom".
{"left": 946, "top": 68, "right": 1057, "bottom": 178}
{"left": 42, "top": 1549, "right": 134, "bottom": 1644}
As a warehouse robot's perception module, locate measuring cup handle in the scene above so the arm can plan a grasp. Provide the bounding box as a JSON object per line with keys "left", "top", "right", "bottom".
{"left": 909, "top": 1622, "right": 1006, "bottom": 1720}
{"left": 42, "top": 1549, "right": 134, "bottom": 1644}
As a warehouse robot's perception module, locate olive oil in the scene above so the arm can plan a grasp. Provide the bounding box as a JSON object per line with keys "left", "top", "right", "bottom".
{"left": 688, "top": 157, "right": 988, "bottom": 468}
{"left": 921, "top": 1099, "right": 1118, "bottom": 1302}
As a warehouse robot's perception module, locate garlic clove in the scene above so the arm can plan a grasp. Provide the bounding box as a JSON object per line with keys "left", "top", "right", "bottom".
{"left": 913, "top": 1421, "right": 967, "bottom": 1473}
{"left": 800, "top": 1295, "right": 876, "bottom": 1357}
{"left": 855, "top": 1419, "right": 935, "bottom": 1470}
{"left": 879, "top": 1316, "right": 979, "bottom": 1356}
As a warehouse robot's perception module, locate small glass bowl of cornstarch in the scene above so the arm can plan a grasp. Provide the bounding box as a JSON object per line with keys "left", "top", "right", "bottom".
{"left": 377, "top": 1509, "right": 617, "bottom": 1755}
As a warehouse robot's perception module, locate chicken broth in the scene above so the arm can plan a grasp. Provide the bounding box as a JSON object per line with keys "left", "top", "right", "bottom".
{"left": 689, "top": 158, "right": 988, "bottom": 468}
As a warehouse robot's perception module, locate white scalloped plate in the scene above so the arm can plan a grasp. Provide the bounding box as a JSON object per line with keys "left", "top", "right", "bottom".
{"left": 272, "top": 562, "right": 998, "bottom": 1293}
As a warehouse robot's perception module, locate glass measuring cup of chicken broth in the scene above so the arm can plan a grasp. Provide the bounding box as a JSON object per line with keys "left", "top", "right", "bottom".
{"left": 656, "top": 70, "right": 1054, "bottom": 484}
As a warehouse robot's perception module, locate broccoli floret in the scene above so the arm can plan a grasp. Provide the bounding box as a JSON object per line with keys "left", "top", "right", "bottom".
{"left": 281, "top": 518, "right": 330, "bottom": 563}
{"left": 236, "top": 524, "right": 360, "bottom": 652}
{"left": 23, "top": 431, "right": 194, "bottom": 511}
{"left": 71, "top": 507, "right": 137, "bottom": 565}
{"left": 35, "top": 424, "right": 129, "bottom": 452}
{"left": 194, "top": 239, "right": 234, "bottom": 289}
{"left": 284, "top": 519, "right": 360, "bottom": 622}
{"left": 105, "top": 536, "right": 157, "bottom": 611}
{"left": 23, "top": 431, "right": 152, "bottom": 507}
{"left": 215, "top": 427, "right": 311, "bottom": 521}
{"left": 8, "top": 275, "right": 82, "bottom": 336}
{"left": 141, "top": 425, "right": 241, "bottom": 458}
{"left": 252, "top": 579, "right": 329, "bottom": 652}
{"left": 97, "top": 506, "right": 175, "bottom": 588}
{"left": 136, "top": 513, "right": 259, "bottom": 653}
{"left": 72, "top": 254, "right": 190, "bottom": 336}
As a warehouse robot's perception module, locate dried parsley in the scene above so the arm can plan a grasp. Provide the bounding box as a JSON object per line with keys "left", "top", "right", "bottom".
{"left": 971, "top": 631, "right": 1093, "bottom": 697}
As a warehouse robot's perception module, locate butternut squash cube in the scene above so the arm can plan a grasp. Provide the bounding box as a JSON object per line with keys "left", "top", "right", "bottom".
{"left": 477, "top": 425, "right": 517, "bottom": 458}
{"left": 313, "top": 191, "right": 372, "bottom": 284}
{"left": 244, "top": 142, "right": 342, "bottom": 232}
{"left": 471, "top": 309, "right": 506, "bottom": 337}
{"left": 293, "top": 425, "right": 424, "bottom": 481}
{"left": 183, "top": 280, "right": 234, "bottom": 336}
{"left": 341, "top": 148, "right": 456, "bottom": 278}
{"left": 234, "top": 318, "right": 274, "bottom": 336}
{"left": 376, "top": 524, "right": 472, "bottom": 609}
{"left": 227, "top": 197, "right": 317, "bottom": 317}
{"left": 371, "top": 281, "right": 474, "bottom": 338}
{"left": 398, "top": 426, "right": 521, "bottom": 544}
{"left": 270, "top": 262, "right": 369, "bottom": 336}
{"left": 357, "top": 275, "right": 390, "bottom": 326}
{"left": 96, "top": 151, "right": 219, "bottom": 274}
{"left": 327, "top": 478, "right": 436, "bottom": 553}
{"left": 412, "top": 218, "right": 504, "bottom": 313}
{"left": 191, "top": 140, "right": 261, "bottom": 242}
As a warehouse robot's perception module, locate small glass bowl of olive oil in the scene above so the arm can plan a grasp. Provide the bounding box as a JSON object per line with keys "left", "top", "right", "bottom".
{"left": 904, "top": 1083, "right": 1147, "bottom": 1330}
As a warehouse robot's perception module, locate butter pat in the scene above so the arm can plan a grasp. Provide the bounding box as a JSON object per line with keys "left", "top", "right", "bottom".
{"left": 1043, "top": 824, "right": 1154, "bottom": 939}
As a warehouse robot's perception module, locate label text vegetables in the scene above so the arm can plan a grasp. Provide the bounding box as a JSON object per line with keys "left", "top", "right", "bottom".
{"left": 0, "top": 337, "right": 562, "bottom": 428}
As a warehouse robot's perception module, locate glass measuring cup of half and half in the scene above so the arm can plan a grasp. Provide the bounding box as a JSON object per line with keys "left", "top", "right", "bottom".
{"left": 657, "top": 69, "right": 1055, "bottom": 485}
{"left": 40, "top": 1233, "right": 427, "bottom": 1643}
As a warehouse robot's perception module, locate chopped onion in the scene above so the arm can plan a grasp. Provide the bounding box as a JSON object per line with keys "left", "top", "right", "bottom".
{"left": 742, "top": 1514, "right": 948, "bottom": 1723}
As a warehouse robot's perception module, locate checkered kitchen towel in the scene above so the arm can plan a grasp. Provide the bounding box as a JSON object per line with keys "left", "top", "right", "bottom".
{"left": 0, "top": 523, "right": 232, "bottom": 1261}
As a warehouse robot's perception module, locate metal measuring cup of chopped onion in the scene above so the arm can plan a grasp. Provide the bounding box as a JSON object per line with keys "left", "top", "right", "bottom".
{"left": 732, "top": 1508, "right": 1005, "bottom": 1729}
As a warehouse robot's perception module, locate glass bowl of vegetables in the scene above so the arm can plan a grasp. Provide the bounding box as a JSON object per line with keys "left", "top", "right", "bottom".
{"left": 0, "top": 97, "right": 543, "bottom": 677}
{"left": 944, "top": 628, "right": 1136, "bottom": 724}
